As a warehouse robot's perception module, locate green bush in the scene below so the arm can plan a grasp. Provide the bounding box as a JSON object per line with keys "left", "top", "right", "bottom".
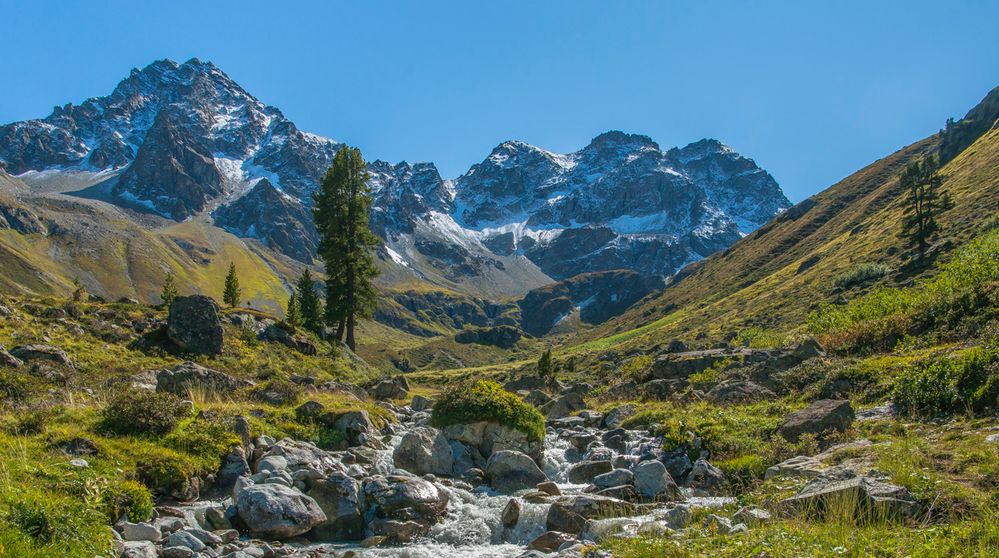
{"left": 251, "top": 378, "right": 303, "bottom": 406}
{"left": 809, "top": 229, "right": 999, "bottom": 350}
{"left": 163, "top": 416, "right": 241, "bottom": 469}
{"left": 0, "top": 370, "right": 30, "bottom": 402}
{"left": 135, "top": 452, "right": 195, "bottom": 497}
{"left": 431, "top": 380, "right": 545, "bottom": 442}
{"left": 3, "top": 493, "right": 110, "bottom": 553}
{"left": 100, "top": 480, "right": 153, "bottom": 523}
{"left": 832, "top": 263, "right": 893, "bottom": 290}
{"left": 893, "top": 342, "right": 999, "bottom": 418}
{"left": 99, "top": 389, "right": 190, "bottom": 436}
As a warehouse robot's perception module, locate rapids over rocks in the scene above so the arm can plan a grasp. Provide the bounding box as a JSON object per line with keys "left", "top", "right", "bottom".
{"left": 118, "top": 396, "right": 737, "bottom": 558}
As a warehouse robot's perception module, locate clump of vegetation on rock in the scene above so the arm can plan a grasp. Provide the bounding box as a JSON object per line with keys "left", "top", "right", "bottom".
{"left": 431, "top": 380, "right": 545, "bottom": 442}
{"left": 98, "top": 389, "right": 190, "bottom": 436}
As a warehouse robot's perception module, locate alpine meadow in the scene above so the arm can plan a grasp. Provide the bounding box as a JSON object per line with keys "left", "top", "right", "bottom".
{"left": 0, "top": 2, "right": 997, "bottom": 557}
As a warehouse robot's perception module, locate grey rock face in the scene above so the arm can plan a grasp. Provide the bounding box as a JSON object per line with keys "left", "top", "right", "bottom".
{"left": 632, "top": 460, "right": 683, "bottom": 501}
{"left": 166, "top": 296, "right": 224, "bottom": 355}
{"left": 308, "top": 473, "right": 366, "bottom": 541}
{"left": 686, "top": 458, "right": 726, "bottom": 495}
{"left": 783, "top": 476, "right": 919, "bottom": 519}
{"left": 485, "top": 450, "right": 547, "bottom": 493}
{"left": 779, "top": 399, "right": 855, "bottom": 442}
{"left": 213, "top": 179, "right": 319, "bottom": 263}
{"left": 235, "top": 483, "right": 326, "bottom": 539}
{"left": 9, "top": 344, "right": 74, "bottom": 368}
{"left": 393, "top": 426, "right": 453, "bottom": 476}
{"left": 363, "top": 474, "right": 449, "bottom": 524}
{"left": 567, "top": 460, "right": 613, "bottom": 484}
{"left": 155, "top": 360, "right": 251, "bottom": 396}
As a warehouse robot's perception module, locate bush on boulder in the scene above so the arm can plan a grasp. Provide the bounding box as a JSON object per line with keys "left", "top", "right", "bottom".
{"left": 431, "top": 380, "right": 545, "bottom": 443}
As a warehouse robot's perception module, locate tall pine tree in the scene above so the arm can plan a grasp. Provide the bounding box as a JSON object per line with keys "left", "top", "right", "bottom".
{"left": 296, "top": 269, "right": 323, "bottom": 334}
{"left": 898, "top": 155, "right": 950, "bottom": 259}
{"left": 223, "top": 262, "right": 241, "bottom": 308}
{"left": 313, "top": 145, "right": 380, "bottom": 351}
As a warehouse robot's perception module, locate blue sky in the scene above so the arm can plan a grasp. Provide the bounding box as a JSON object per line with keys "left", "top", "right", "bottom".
{"left": 2, "top": 1, "right": 997, "bottom": 202}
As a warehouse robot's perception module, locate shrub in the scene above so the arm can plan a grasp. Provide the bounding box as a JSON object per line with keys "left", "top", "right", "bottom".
{"left": 809, "top": 229, "right": 999, "bottom": 350}
{"left": 251, "top": 378, "right": 303, "bottom": 406}
{"left": 163, "top": 416, "right": 241, "bottom": 469}
{"left": 7, "top": 406, "right": 60, "bottom": 436}
{"left": 431, "top": 380, "right": 545, "bottom": 442}
{"left": 100, "top": 480, "right": 153, "bottom": 523}
{"left": 99, "top": 390, "right": 190, "bottom": 436}
{"left": 893, "top": 342, "right": 999, "bottom": 418}
{"left": 4, "top": 494, "right": 109, "bottom": 551}
{"left": 135, "top": 452, "right": 195, "bottom": 497}
{"left": 832, "top": 263, "right": 893, "bottom": 290}
{"left": 0, "top": 370, "right": 30, "bottom": 402}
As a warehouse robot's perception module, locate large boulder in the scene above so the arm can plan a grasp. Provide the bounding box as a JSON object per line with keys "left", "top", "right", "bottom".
{"left": 332, "top": 410, "right": 375, "bottom": 447}
{"left": 235, "top": 483, "right": 326, "bottom": 539}
{"left": 485, "top": 450, "right": 547, "bottom": 493}
{"left": 258, "top": 439, "right": 346, "bottom": 477}
{"left": 783, "top": 476, "right": 919, "bottom": 519}
{"left": 393, "top": 426, "right": 453, "bottom": 476}
{"left": 686, "top": 458, "right": 726, "bottom": 495}
{"left": 9, "top": 344, "right": 74, "bottom": 368}
{"left": 542, "top": 392, "right": 586, "bottom": 419}
{"left": 259, "top": 323, "right": 318, "bottom": 355}
{"left": 0, "top": 345, "right": 23, "bottom": 368}
{"left": 779, "top": 399, "right": 855, "bottom": 442}
{"left": 443, "top": 421, "right": 542, "bottom": 463}
{"left": 370, "top": 376, "right": 410, "bottom": 400}
{"left": 363, "top": 474, "right": 449, "bottom": 525}
{"left": 308, "top": 473, "right": 366, "bottom": 541}
{"left": 567, "top": 460, "right": 613, "bottom": 484}
{"left": 167, "top": 295, "right": 224, "bottom": 355}
{"left": 706, "top": 380, "right": 775, "bottom": 404}
{"left": 632, "top": 460, "right": 683, "bottom": 501}
{"left": 155, "top": 361, "right": 252, "bottom": 396}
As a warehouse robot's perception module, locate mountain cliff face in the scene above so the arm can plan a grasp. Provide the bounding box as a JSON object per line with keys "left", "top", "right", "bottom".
{"left": 0, "top": 58, "right": 791, "bottom": 296}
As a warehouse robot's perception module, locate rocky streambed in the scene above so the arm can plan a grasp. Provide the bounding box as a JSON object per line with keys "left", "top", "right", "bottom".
{"left": 116, "top": 384, "right": 917, "bottom": 558}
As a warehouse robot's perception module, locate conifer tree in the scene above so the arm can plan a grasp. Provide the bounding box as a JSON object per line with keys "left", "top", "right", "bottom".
{"left": 223, "top": 263, "right": 241, "bottom": 308}
{"left": 161, "top": 271, "right": 178, "bottom": 306}
{"left": 296, "top": 269, "right": 323, "bottom": 334}
{"left": 313, "top": 145, "right": 380, "bottom": 350}
{"left": 898, "top": 155, "right": 951, "bottom": 259}
{"left": 537, "top": 348, "right": 558, "bottom": 389}
{"left": 286, "top": 291, "right": 302, "bottom": 329}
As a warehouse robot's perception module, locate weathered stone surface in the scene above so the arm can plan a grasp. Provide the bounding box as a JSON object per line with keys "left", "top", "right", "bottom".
{"left": 9, "top": 344, "right": 73, "bottom": 368}
{"left": 734, "top": 506, "right": 772, "bottom": 526}
{"left": 593, "top": 468, "right": 634, "bottom": 489}
{"left": 779, "top": 399, "right": 854, "bottom": 442}
{"left": 706, "top": 380, "right": 775, "bottom": 404}
{"left": 632, "top": 459, "right": 683, "bottom": 501}
{"left": 370, "top": 376, "right": 410, "bottom": 400}
{"left": 258, "top": 323, "right": 318, "bottom": 355}
{"left": 546, "top": 502, "right": 586, "bottom": 535}
{"left": 236, "top": 484, "right": 326, "bottom": 539}
{"left": 120, "top": 521, "right": 161, "bottom": 542}
{"left": 333, "top": 410, "right": 375, "bottom": 447}
{"left": 542, "top": 392, "right": 586, "bottom": 419}
{"left": 765, "top": 455, "right": 825, "bottom": 480}
{"left": 502, "top": 498, "right": 521, "bottom": 528}
{"left": 686, "top": 458, "right": 726, "bottom": 495}
{"left": 567, "top": 460, "right": 613, "bottom": 484}
{"left": 167, "top": 295, "right": 224, "bottom": 355}
{"left": 121, "top": 541, "right": 158, "bottom": 558}
{"left": 308, "top": 473, "right": 366, "bottom": 541}
{"left": 486, "top": 450, "right": 547, "bottom": 493}
{"left": 363, "top": 474, "right": 449, "bottom": 524}
{"left": 527, "top": 531, "right": 576, "bottom": 552}
{"left": 393, "top": 426, "right": 453, "bottom": 476}
{"left": 0, "top": 344, "right": 23, "bottom": 368}
{"left": 156, "top": 361, "right": 252, "bottom": 396}
{"left": 783, "top": 476, "right": 919, "bottom": 519}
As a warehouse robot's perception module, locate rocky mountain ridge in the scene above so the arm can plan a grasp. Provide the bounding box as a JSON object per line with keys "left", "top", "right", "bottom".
{"left": 1, "top": 58, "right": 791, "bottom": 297}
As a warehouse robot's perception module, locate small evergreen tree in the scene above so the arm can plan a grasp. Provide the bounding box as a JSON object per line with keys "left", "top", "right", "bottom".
{"left": 296, "top": 269, "right": 323, "bottom": 334}
{"left": 71, "top": 276, "right": 86, "bottom": 302}
{"left": 537, "top": 348, "right": 558, "bottom": 389}
{"left": 898, "top": 155, "right": 951, "bottom": 260}
{"left": 161, "top": 271, "right": 178, "bottom": 306}
{"left": 286, "top": 291, "right": 302, "bottom": 329}
{"left": 223, "top": 263, "right": 241, "bottom": 308}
